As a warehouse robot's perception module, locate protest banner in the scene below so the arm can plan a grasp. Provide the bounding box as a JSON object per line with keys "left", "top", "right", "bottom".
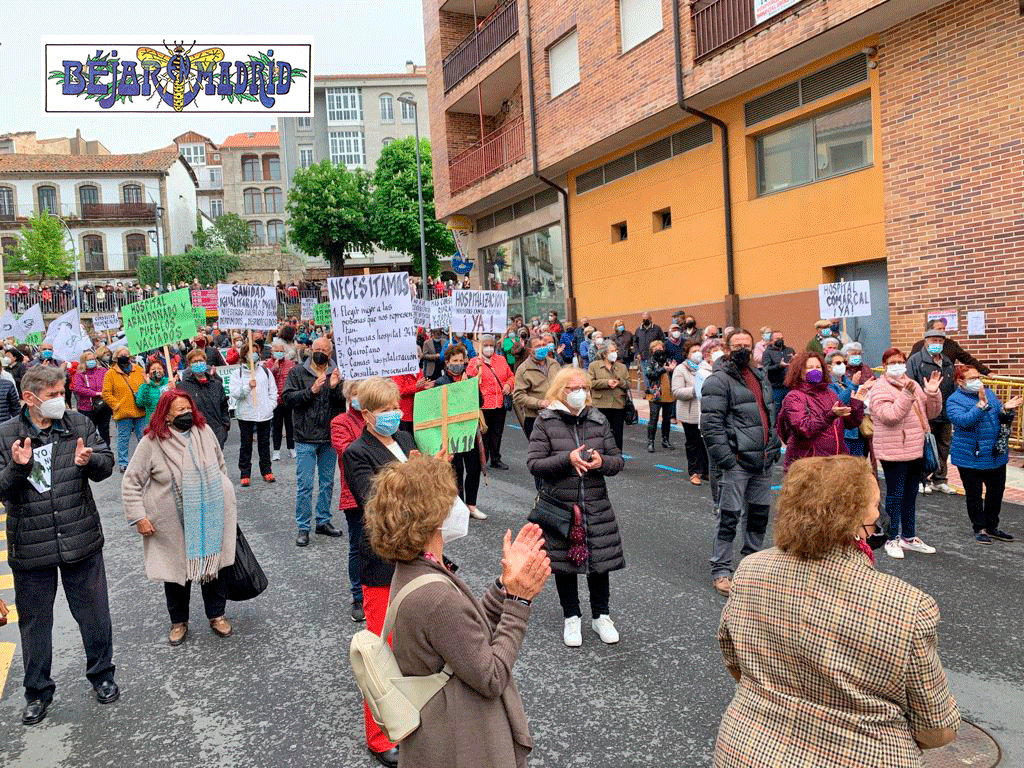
{"left": 451, "top": 290, "right": 507, "bottom": 334}
{"left": 219, "top": 363, "right": 243, "bottom": 411}
{"left": 45, "top": 306, "right": 80, "bottom": 342}
{"left": 52, "top": 323, "right": 92, "bottom": 363}
{"left": 327, "top": 272, "right": 419, "bottom": 379}
{"left": 413, "top": 378, "right": 481, "bottom": 455}
{"left": 191, "top": 289, "right": 218, "bottom": 311}
{"left": 121, "top": 288, "right": 197, "bottom": 355}
{"left": 193, "top": 306, "right": 208, "bottom": 331}
{"left": 216, "top": 284, "right": 278, "bottom": 331}
{"left": 301, "top": 297, "right": 316, "bottom": 321}
{"left": 92, "top": 313, "right": 120, "bottom": 332}
{"left": 817, "top": 281, "right": 871, "bottom": 319}
{"left": 412, "top": 298, "right": 430, "bottom": 329}
{"left": 314, "top": 302, "right": 331, "bottom": 326}
{"left": 430, "top": 296, "right": 452, "bottom": 330}
{"left": 927, "top": 309, "right": 958, "bottom": 332}
{"left": 0, "top": 309, "right": 18, "bottom": 339}
{"left": 16, "top": 304, "right": 45, "bottom": 343}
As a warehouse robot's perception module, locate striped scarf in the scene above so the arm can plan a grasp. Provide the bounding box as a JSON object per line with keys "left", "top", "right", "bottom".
{"left": 168, "top": 430, "right": 226, "bottom": 583}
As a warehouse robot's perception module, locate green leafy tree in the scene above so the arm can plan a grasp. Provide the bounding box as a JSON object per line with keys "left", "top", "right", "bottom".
{"left": 286, "top": 161, "right": 377, "bottom": 275}
{"left": 4, "top": 213, "right": 76, "bottom": 286}
{"left": 212, "top": 213, "right": 253, "bottom": 255}
{"left": 371, "top": 137, "right": 453, "bottom": 279}
{"left": 137, "top": 247, "right": 241, "bottom": 287}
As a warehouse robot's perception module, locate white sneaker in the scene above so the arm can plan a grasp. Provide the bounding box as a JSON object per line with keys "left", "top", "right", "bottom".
{"left": 932, "top": 483, "right": 955, "bottom": 495}
{"left": 921, "top": 483, "right": 932, "bottom": 495}
{"left": 884, "top": 540, "right": 905, "bottom": 559}
{"left": 901, "top": 537, "right": 937, "bottom": 554}
{"left": 272, "top": 450, "right": 281, "bottom": 462}
{"left": 591, "top": 615, "right": 619, "bottom": 644}
{"left": 563, "top": 617, "right": 582, "bottom": 647}
{"left": 289, "top": 448, "right": 297, "bottom": 459}
{"left": 468, "top": 506, "right": 487, "bottom": 520}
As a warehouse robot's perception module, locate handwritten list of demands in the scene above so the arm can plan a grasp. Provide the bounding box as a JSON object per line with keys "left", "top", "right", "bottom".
{"left": 328, "top": 272, "right": 419, "bottom": 379}
{"left": 217, "top": 284, "right": 279, "bottom": 330}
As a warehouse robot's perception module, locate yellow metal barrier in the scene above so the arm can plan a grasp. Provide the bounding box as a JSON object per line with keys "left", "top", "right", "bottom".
{"left": 982, "top": 375, "right": 1024, "bottom": 451}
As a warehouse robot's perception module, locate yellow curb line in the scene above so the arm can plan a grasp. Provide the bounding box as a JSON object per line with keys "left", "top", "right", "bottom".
{"left": 0, "top": 574, "right": 12, "bottom": 591}
{"left": 0, "top": 642, "right": 14, "bottom": 699}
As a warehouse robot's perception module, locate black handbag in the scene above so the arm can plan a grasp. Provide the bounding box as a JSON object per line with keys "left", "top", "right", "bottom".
{"left": 527, "top": 493, "right": 572, "bottom": 540}
{"left": 221, "top": 525, "right": 268, "bottom": 601}
{"left": 624, "top": 396, "right": 639, "bottom": 426}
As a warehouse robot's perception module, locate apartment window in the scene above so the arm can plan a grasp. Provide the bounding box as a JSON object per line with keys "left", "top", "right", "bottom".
{"left": 242, "top": 154, "right": 261, "bottom": 181}
{"left": 299, "top": 146, "right": 314, "bottom": 168}
{"left": 248, "top": 220, "right": 264, "bottom": 245}
{"left": 380, "top": 94, "right": 394, "bottom": 123}
{"left": 620, "top": 0, "right": 663, "bottom": 53}
{"left": 0, "top": 187, "right": 13, "bottom": 219}
{"left": 37, "top": 186, "right": 57, "bottom": 214}
{"left": 297, "top": 115, "right": 312, "bottom": 130}
{"left": 125, "top": 233, "right": 146, "bottom": 271}
{"left": 327, "top": 86, "right": 362, "bottom": 122}
{"left": 210, "top": 198, "right": 224, "bottom": 218}
{"left": 79, "top": 184, "right": 99, "bottom": 209}
{"left": 399, "top": 93, "right": 415, "bottom": 123}
{"left": 653, "top": 207, "right": 671, "bottom": 232}
{"left": 264, "top": 187, "right": 283, "bottom": 213}
{"left": 208, "top": 167, "right": 222, "bottom": 185}
{"left": 243, "top": 187, "right": 263, "bottom": 214}
{"left": 266, "top": 220, "right": 285, "bottom": 245}
{"left": 611, "top": 221, "right": 628, "bottom": 242}
{"left": 382, "top": 137, "right": 396, "bottom": 147}
{"left": 263, "top": 154, "right": 281, "bottom": 181}
{"left": 122, "top": 183, "right": 143, "bottom": 203}
{"left": 549, "top": 30, "right": 580, "bottom": 98}
{"left": 180, "top": 143, "right": 206, "bottom": 166}
{"left": 756, "top": 98, "right": 872, "bottom": 195}
{"left": 83, "top": 235, "right": 104, "bottom": 271}
{"left": 1, "top": 236, "right": 17, "bottom": 256}
{"left": 329, "top": 130, "right": 365, "bottom": 167}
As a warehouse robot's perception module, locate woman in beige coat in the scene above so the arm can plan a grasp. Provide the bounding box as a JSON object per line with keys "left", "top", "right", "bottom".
{"left": 364, "top": 454, "right": 551, "bottom": 768}
{"left": 672, "top": 340, "right": 709, "bottom": 485}
{"left": 122, "top": 389, "right": 237, "bottom": 646}
{"left": 587, "top": 341, "right": 630, "bottom": 450}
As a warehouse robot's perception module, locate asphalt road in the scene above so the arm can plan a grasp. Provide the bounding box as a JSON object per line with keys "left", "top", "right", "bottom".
{"left": 0, "top": 419, "right": 1021, "bottom": 767}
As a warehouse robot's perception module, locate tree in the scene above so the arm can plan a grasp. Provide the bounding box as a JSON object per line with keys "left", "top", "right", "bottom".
{"left": 136, "top": 247, "right": 241, "bottom": 287}
{"left": 4, "top": 213, "right": 76, "bottom": 286}
{"left": 371, "top": 137, "right": 453, "bottom": 279}
{"left": 212, "top": 212, "right": 254, "bottom": 255}
{"left": 286, "top": 161, "right": 377, "bottom": 275}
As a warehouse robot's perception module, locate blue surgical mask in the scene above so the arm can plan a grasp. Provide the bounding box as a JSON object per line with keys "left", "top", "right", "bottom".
{"left": 86, "top": 359, "right": 97, "bottom": 369}
{"left": 849, "top": 355, "right": 862, "bottom": 366}
{"left": 41, "top": 349, "right": 53, "bottom": 359}
{"left": 762, "top": 332, "right": 771, "bottom": 341}
{"left": 373, "top": 409, "right": 403, "bottom": 436}
{"left": 927, "top": 343, "right": 943, "bottom": 356}
{"left": 349, "top": 397, "right": 360, "bottom": 412}
{"left": 191, "top": 362, "right": 208, "bottom": 375}
{"left": 963, "top": 379, "right": 982, "bottom": 393}
{"left": 273, "top": 350, "right": 285, "bottom": 360}
{"left": 535, "top": 346, "right": 550, "bottom": 360}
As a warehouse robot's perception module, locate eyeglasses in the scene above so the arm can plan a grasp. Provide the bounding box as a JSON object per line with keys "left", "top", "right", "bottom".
{"left": 564, "top": 385, "right": 588, "bottom": 393}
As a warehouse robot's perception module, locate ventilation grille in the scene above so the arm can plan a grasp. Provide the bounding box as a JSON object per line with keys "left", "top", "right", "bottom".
{"left": 603, "top": 154, "right": 637, "bottom": 183}
{"left": 513, "top": 197, "right": 535, "bottom": 218}
{"left": 492, "top": 205, "right": 514, "bottom": 226}
{"left": 575, "top": 167, "right": 604, "bottom": 194}
{"left": 672, "top": 122, "right": 714, "bottom": 155}
{"left": 472, "top": 187, "right": 564, "bottom": 234}
{"left": 476, "top": 214, "right": 494, "bottom": 233}
{"left": 745, "top": 54, "right": 868, "bottom": 127}
{"left": 534, "top": 187, "right": 558, "bottom": 208}
{"left": 636, "top": 137, "right": 672, "bottom": 170}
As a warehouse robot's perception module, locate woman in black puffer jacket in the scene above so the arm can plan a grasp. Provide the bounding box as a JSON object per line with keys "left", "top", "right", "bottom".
{"left": 527, "top": 366, "right": 625, "bottom": 649}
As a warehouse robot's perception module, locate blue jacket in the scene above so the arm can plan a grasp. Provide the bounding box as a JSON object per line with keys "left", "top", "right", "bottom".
{"left": 441, "top": 335, "right": 475, "bottom": 360}
{"left": 829, "top": 375, "right": 861, "bottom": 441}
{"left": 558, "top": 330, "right": 577, "bottom": 364}
{"left": 946, "top": 387, "right": 1015, "bottom": 470}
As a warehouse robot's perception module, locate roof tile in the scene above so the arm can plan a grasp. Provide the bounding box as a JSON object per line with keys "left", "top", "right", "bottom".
{"left": 0, "top": 146, "right": 179, "bottom": 174}
{"left": 220, "top": 131, "right": 280, "bottom": 148}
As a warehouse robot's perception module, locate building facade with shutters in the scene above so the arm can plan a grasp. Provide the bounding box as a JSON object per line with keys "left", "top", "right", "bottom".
{"left": 0, "top": 146, "right": 199, "bottom": 280}
{"left": 173, "top": 131, "right": 224, "bottom": 222}
{"left": 423, "top": 0, "right": 1024, "bottom": 374}
{"left": 219, "top": 130, "right": 287, "bottom": 249}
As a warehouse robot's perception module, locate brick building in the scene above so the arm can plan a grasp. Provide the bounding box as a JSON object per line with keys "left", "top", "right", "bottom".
{"left": 422, "top": 0, "right": 1024, "bottom": 374}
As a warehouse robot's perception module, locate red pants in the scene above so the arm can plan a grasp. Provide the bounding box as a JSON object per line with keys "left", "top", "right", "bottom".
{"left": 362, "top": 585, "right": 396, "bottom": 754}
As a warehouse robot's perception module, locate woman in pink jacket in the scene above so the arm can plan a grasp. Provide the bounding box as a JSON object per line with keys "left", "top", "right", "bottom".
{"left": 871, "top": 347, "right": 943, "bottom": 560}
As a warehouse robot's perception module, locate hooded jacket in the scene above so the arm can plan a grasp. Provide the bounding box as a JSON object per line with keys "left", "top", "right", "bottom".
{"left": 700, "top": 359, "right": 781, "bottom": 474}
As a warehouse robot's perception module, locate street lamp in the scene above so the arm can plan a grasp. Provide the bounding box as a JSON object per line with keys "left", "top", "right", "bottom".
{"left": 397, "top": 95, "right": 428, "bottom": 298}
{"left": 52, "top": 214, "right": 80, "bottom": 310}
{"left": 148, "top": 204, "right": 165, "bottom": 293}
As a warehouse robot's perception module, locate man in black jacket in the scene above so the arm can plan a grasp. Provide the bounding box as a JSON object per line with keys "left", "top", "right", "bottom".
{"left": 760, "top": 331, "right": 795, "bottom": 413}
{"left": 634, "top": 312, "right": 664, "bottom": 390}
{"left": 910, "top": 318, "right": 991, "bottom": 375}
{"left": 0, "top": 365, "right": 117, "bottom": 725}
{"left": 700, "top": 329, "right": 781, "bottom": 598}
{"left": 282, "top": 335, "right": 346, "bottom": 546}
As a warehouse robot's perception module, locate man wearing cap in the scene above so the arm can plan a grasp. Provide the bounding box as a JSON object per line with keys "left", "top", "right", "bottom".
{"left": 911, "top": 319, "right": 991, "bottom": 375}
{"left": 806, "top": 319, "right": 837, "bottom": 355}
{"left": 906, "top": 329, "right": 957, "bottom": 494}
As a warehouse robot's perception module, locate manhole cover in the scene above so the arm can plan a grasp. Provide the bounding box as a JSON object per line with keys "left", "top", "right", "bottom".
{"left": 922, "top": 720, "right": 1001, "bottom": 767}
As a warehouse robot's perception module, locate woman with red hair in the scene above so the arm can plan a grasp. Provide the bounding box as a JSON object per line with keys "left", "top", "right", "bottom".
{"left": 121, "top": 389, "right": 239, "bottom": 646}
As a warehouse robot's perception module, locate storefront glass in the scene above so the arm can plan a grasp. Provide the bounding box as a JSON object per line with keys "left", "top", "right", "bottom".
{"left": 480, "top": 224, "right": 565, "bottom": 323}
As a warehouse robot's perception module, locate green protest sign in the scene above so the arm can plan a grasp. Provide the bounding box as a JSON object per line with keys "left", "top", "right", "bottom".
{"left": 24, "top": 332, "right": 43, "bottom": 345}
{"left": 193, "top": 306, "right": 207, "bottom": 331}
{"left": 314, "top": 302, "right": 331, "bottom": 326}
{"left": 121, "top": 288, "right": 196, "bottom": 355}
{"left": 413, "top": 378, "right": 480, "bottom": 456}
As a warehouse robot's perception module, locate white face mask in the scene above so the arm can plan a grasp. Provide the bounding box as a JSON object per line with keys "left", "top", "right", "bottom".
{"left": 566, "top": 389, "right": 588, "bottom": 411}
{"left": 441, "top": 496, "right": 470, "bottom": 543}
{"left": 482, "top": 346, "right": 494, "bottom": 357}
{"left": 593, "top": 337, "right": 603, "bottom": 346}
{"left": 711, "top": 350, "right": 725, "bottom": 362}
{"left": 689, "top": 351, "right": 703, "bottom": 363}
{"left": 671, "top": 331, "right": 681, "bottom": 339}
{"left": 36, "top": 394, "right": 66, "bottom": 420}
{"left": 607, "top": 351, "right": 618, "bottom": 363}
{"left": 832, "top": 363, "right": 846, "bottom": 377}
{"left": 886, "top": 363, "right": 907, "bottom": 378}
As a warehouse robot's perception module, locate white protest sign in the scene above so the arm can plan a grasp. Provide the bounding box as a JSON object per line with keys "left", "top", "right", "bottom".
{"left": 92, "top": 312, "right": 120, "bottom": 332}
{"left": 327, "top": 272, "right": 419, "bottom": 379}
{"left": 300, "top": 297, "right": 316, "bottom": 321}
{"left": 17, "top": 304, "right": 45, "bottom": 341}
{"left": 412, "top": 298, "right": 430, "bottom": 329}
{"left": 28, "top": 442, "right": 54, "bottom": 494}
{"left": 967, "top": 310, "right": 986, "bottom": 336}
{"left": 107, "top": 337, "right": 128, "bottom": 353}
{"left": 430, "top": 297, "right": 452, "bottom": 330}
{"left": 817, "top": 281, "right": 871, "bottom": 319}
{"left": 927, "top": 310, "right": 958, "bottom": 332}
{"left": 51, "top": 323, "right": 91, "bottom": 363}
{"left": 217, "top": 284, "right": 278, "bottom": 330}
{"left": 45, "top": 306, "right": 80, "bottom": 342}
{"left": 451, "top": 290, "right": 508, "bottom": 334}
{"left": 0, "top": 309, "right": 18, "bottom": 339}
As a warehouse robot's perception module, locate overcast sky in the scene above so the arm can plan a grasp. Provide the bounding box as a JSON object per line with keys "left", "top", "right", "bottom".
{"left": 0, "top": 0, "right": 427, "bottom": 153}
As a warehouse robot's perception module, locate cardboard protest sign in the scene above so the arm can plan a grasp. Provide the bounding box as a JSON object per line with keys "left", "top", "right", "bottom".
{"left": 301, "top": 297, "right": 316, "bottom": 321}
{"left": 817, "top": 281, "right": 871, "bottom": 319}
{"left": 314, "top": 302, "right": 331, "bottom": 326}
{"left": 413, "top": 378, "right": 480, "bottom": 456}
{"left": 0, "top": 309, "right": 18, "bottom": 339}
{"left": 430, "top": 296, "right": 452, "bottom": 329}
{"left": 216, "top": 284, "right": 278, "bottom": 330}
{"left": 412, "top": 298, "right": 430, "bottom": 328}
{"left": 92, "top": 313, "right": 120, "bottom": 332}
{"left": 121, "top": 288, "right": 197, "bottom": 355}
{"left": 16, "top": 304, "right": 44, "bottom": 343}
{"left": 327, "top": 272, "right": 419, "bottom": 379}
{"left": 451, "top": 290, "right": 507, "bottom": 334}
{"left": 219, "top": 363, "right": 243, "bottom": 410}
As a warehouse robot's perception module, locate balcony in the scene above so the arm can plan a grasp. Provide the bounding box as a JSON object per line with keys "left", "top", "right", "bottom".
{"left": 81, "top": 203, "right": 157, "bottom": 220}
{"left": 443, "top": 0, "right": 519, "bottom": 93}
{"left": 692, "top": 0, "right": 757, "bottom": 60}
{"left": 449, "top": 115, "right": 526, "bottom": 195}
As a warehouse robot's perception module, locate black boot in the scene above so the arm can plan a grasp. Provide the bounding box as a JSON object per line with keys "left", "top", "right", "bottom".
{"left": 662, "top": 438, "right": 675, "bottom": 449}
{"left": 647, "top": 440, "right": 655, "bottom": 453}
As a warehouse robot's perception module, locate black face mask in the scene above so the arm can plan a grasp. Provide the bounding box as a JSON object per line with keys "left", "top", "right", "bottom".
{"left": 685, "top": 320, "right": 695, "bottom": 328}
{"left": 731, "top": 348, "right": 752, "bottom": 368}
{"left": 773, "top": 338, "right": 785, "bottom": 348}
{"left": 653, "top": 351, "right": 667, "bottom": 363}
{"left": 117, "top": 357, "right": 132, "bottom": 371}
{"left": 642, "top": 320, "right": 651, "bottom": 327}
{"left": 312, "top": 351, "right": 330, "bottom": 366}
{"left": 448, "top": 363, "right": 466, "bottom": 375}
{"left": 171, "top": 412, "right": 194, "bottom": 432}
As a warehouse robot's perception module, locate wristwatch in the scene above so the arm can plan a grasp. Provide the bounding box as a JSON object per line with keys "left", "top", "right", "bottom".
{"left": 495, "top": 578, "right": 531, "bottom": 607}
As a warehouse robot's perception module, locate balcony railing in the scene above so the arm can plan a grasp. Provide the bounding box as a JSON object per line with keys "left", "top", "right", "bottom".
{"left": 81, "top": 203, "right": 157, "bottom": 220}
{"left": 692, "top": 0, "right": 756, "bottom": 60}
{"left": 442, "top": 0, "right": 519, "bottom": 93}
{"left": 448, "top": 115, "right": 526, "bottom": 195}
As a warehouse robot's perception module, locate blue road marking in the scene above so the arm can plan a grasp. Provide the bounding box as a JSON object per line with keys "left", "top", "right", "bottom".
{"left": 771, "top": 485, "right": 782, "bottom": 491}
{"left": 508, "top": 424, "right": 521, "bottom": 430}
{"left": 622, "top": 454, "right": 633, "bottom": 460}
{"left": 655, "top": 464, "right": 685, "bottom": 473}
{"left": 636, "top": 419, "right": 686, "bottom": 432}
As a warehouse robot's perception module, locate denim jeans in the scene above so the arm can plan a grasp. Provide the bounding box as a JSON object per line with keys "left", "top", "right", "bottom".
{"left": 116, "top": 416, "right": 146, "bottom": 468}
{"left": 344, "top": 508, "right": 363, "bottom": 603}
{"left": 881, "top": 458, "right": 923, "bottom": 540}
{"left": 295, "top": 441, "right": 336, "bottom": 531}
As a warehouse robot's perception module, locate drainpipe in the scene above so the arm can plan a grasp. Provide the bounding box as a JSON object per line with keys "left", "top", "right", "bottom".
{"left": 672, "top": 0, "right": 738, "bottom": 326}
{"left": 523, "top": 0, "right": 576, "bottom": 323}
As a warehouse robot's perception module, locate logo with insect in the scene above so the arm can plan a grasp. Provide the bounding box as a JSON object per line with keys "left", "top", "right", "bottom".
{"left": 43, "top": 36, "right": 312, "bottom": 114}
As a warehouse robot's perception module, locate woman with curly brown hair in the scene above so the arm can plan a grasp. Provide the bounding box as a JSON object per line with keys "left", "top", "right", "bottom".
{"left": 365, "top": 454, "right": 550, "bottom": 768}
{"left": 714, "top": 455, "right": 960, "bottom": 767}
